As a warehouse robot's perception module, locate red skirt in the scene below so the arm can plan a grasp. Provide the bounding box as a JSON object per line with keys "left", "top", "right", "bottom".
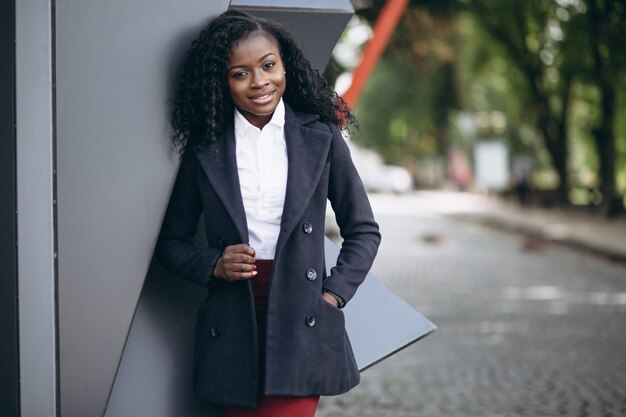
{"left": 223, "top": 260, "right": 320, "bottom": 417}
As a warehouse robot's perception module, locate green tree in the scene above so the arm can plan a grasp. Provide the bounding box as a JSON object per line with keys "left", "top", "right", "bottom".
{"left": 461, "top": 0, "right": 626, "bottom": 211}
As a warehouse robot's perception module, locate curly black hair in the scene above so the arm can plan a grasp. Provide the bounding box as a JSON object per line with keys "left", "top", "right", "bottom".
{"left": 171, "top": 9, "right": 356, "bottom": 155}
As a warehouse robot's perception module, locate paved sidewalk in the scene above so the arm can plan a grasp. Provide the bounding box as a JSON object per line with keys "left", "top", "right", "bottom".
{"left": 412, "top": 190, "right": 626, "bottom": 264}
{"left": 320, "top": 193, "right": 626, "bottom": 417}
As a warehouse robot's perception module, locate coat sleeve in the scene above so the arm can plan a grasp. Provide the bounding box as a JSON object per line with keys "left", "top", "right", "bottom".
{"left": 323, "top": 123, "right": 381, "bottom": 305}
{"left": 155, "top": 151, "right": 221, "bottom": 287}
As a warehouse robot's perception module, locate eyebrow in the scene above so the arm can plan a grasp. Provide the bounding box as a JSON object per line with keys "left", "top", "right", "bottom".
{"left": 228, "top": 52, "right": 278, "bottom": 71}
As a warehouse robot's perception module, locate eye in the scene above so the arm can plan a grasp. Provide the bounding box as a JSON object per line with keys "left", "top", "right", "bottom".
{"left": 263, "top": 61, "right": 276, "bottom": 70}
{"left": 232, "top": 71, "right": 248, "bottom": 79}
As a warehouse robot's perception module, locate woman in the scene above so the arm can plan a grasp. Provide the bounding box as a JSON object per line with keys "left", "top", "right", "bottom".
{"left": 156, "top": 9, "right": 380, "bottom": 416}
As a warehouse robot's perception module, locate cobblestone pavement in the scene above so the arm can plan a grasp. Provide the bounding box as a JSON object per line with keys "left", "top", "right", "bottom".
{"left": 318, "top": 194, "right": 626, "bottom": 417}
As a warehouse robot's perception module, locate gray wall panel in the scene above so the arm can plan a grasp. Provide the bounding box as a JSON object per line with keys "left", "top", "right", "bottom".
{"left": 55, "top": 2, "right": 229, "bottom": 416}
{"left": 231, "top": 2, "right": 353, "bottom": 71}
{"left": 0, "top": 0, "right": 19, "bottom": 416}
{"left": 15, "top": 0, "right": 57, "bottom": 416}
{"left": 231, "top": 0, "right": 353, "bottom": 10}
{"left": 105, "top": 260, "right": 224, "bottom": 417}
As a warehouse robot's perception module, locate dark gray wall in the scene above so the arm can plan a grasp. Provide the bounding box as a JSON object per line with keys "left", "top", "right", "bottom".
{"left": 0, "top": 0, "right": 19, "bottom": 416}
{"left": 54, "top": 2, "right": 230, "bottom": 416}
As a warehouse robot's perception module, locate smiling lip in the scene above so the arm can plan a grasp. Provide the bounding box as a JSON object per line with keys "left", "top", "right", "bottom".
{"left": 249, "top": 90, "right": 274, "bottom": 105}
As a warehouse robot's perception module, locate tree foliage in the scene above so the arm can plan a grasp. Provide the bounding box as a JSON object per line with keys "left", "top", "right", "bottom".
{"left": 342, "top": 0, "right": 626, "bottom": 212}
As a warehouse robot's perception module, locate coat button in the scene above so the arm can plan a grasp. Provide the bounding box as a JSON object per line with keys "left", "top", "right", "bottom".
{"left": 303, "top": 222, "right": 313, "bottom": 234}
{"left": 306, "top": 268, "right": 317, "bottom": 281}
{"left": 305, "top": 315, "right": 316, "bottom": 327}
{"left": 210, "top": 326, "right": 221, "bottom": 337}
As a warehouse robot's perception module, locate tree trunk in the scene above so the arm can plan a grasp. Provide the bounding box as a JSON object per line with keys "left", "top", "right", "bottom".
{"left": 531, "top": 74, "right": 570, "bottom": 205}
{"left": 537, "top": 103, "right": 569, "bottom": 205}
{"left": 588, "top": 0, "right": 620, "bottom": 215}
{"left": 593, "top": 82, "right": 618, "bottom": 214}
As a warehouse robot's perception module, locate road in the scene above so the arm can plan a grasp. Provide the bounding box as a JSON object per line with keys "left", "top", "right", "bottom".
{"left": 318, "top": 194, "right": 626, "bottom": 417}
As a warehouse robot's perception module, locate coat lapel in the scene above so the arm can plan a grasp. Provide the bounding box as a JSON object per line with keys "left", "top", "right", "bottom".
{"left": 275, "top": 106, "right": 333, "bottom": 257}
{"left": 195, "top": 127, "right": 249, "bottom": 243}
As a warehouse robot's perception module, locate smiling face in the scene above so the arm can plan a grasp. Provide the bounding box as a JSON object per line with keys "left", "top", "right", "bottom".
{"left": 227, "top": 32, "right": 286, "bottom": 129}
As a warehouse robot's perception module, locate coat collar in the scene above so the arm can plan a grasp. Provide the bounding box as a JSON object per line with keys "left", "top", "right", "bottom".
{"left": 194, "top": 103, "right": 333, "bottom": 253}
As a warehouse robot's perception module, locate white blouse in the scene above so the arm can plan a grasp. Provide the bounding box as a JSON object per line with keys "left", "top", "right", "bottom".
{"left": 234, "top": 99, "right": 288, "bottom": 260}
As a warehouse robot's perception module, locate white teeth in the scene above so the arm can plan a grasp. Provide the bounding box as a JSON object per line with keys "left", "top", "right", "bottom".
{"left": 250, "top": 92, "right": 272, "bottom": 104}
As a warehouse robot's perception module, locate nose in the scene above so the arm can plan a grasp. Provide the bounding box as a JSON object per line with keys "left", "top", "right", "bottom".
{"left": 251, "top": 70, "right": 269, "bottom": 87}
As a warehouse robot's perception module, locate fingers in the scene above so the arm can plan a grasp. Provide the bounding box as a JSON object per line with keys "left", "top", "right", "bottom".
{"left": 236, "top": 252, "right": 254, "bottom": 264}
{"left": 223, "top": 265, "right": 257, "bottom": 281}
{"left": 322, "top": 291, "right": 340, "bottom": 308}
{"left": 218, "top": 243, "right": 257, "bottom": 281}
{"left": 222, "top": 244, "right": 256, "bottom": 265}
{"left": 225, "top": 243, "right": 256, "bottom": 257}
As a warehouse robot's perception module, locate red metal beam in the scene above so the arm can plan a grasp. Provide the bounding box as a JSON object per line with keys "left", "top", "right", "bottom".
{"left": 343, "top": 0, "right": 410, "bottom": 108}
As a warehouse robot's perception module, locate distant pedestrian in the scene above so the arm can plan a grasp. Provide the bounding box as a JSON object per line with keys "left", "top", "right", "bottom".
{"left": 156, "top": 9, "right": 380, "bottom": 417}
{"left": 512, "top": 154, "right": 533, "bottom": 206}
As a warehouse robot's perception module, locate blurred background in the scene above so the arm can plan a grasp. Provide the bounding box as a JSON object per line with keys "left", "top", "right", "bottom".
{"left": 327, "top": 0, "right": 625, "bottom": 215}
{"left": 319, "top": 1, "right": 626, "bottom": 416}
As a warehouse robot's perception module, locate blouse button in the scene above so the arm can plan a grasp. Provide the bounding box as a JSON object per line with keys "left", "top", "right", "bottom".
{"left": 303, "top": 222, "right": 313, "bottom": 234}
{"left": 306, "top": 268, "right": 317, "bottom": 281}
{"left": 305, "top": 315, "right": 316, "bottom": 327}
{"left": 210, "top": 326, "right": 221, "bottom": 337}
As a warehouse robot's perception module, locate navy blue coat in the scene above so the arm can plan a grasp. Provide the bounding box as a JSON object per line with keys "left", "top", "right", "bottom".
{"left": 156, "top": 104, "right": 380, "bottom": 407}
